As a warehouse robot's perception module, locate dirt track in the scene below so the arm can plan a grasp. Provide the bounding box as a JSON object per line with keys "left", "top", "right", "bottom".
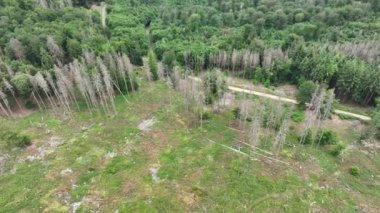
{"left": 188, "top": 76, "right": 371, "bottom": 121}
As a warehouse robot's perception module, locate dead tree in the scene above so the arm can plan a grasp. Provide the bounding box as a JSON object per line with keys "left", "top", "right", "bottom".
{"left": 0, "top": 89, "right": 13, "bottom": 118}
{"left": 3, "top": 79, "right": 22, "bottom": 110}
{"left": 248, "top": 112, "right": 262, "bottom": 147}
{"left": 143, "top": 57, "right": 152, "bottom": 81}
{"left": 9, "top": 38, "right": 25, "bottom": 60}
{"left": 28, "top": 74, "right": 47, "bottom": 111}
{"left": 273, "top": 114, "right": 290, "bottom": 156}
{"left": 122, "top": 54, "right": 135, "bottom": 92}
{"left": 97, "top": 57, "right": 116, "bottom": 113}
{"left": 35, "top": 72, "right": 59, "bottom": 112}
{"left": 299, "top": 85, "right": 327, "bottom": 145}
{"left": 47, "top": 36, "right": 64, "bottom": 65}
{"left": 55, "top": 65, "right": 80, "bottom": 111}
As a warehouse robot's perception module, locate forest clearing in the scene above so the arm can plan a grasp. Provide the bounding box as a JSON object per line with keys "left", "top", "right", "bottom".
{"left": 0, "top": 0, "right": 379, "bottom": 212}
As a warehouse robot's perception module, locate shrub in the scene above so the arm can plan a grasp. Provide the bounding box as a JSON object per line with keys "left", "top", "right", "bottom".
{"left": 349, "top": 166, "right": 360, "bottom": 176}
{"left": 315, "top": 129, "right": 337, "bottom": 145}
{"left": 330, "top": 142, "right": 345, "bottom": 157}
{"left": 291, "top": 109, "right": 305, "bottom": 123}
{"left": 232, "top": 107, "right": 241, "bottom": 119}
{"left": 3, "top": 131, "right": 32, "bottom": 148}
{"left": 203, "top": 70, "right": 227, "bottom": 105}
{"left": 301, "top": 129, "right": 313, "bottom": 144}
{"left": 200, "top": 112, "right": 211, "bottom": 120}
{"left": 162, "top": 50, "right": 176, "bottom": 71}
{"left": 148, "top": 50, "right": 159, "bottom": 80}
{"left": 115, "top": 72, "right": 139, "bottom": 93}
{"left": 24, "top": 99, "right": 35, "bottom": 109}
{"left": 11, "top": 73, "right": 33, "bottom": 98}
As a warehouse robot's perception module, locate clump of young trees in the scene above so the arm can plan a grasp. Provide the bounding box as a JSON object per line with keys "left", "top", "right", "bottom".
{"left": 167, "top": 68, "right": 229, "bottom": 126}
{"left": 178, "top": 74, "right": 206, "bottom": 126}
{"left": 233, "top": 97, "right": 291, "bottom": 157}
{"left": 203, "top": 69, "right": 227, "bottom": 106}
{"left": 299, "top": 85, "right": 335, "bottom": 145}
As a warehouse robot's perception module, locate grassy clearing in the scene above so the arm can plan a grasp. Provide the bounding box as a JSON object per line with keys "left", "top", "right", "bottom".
{"left": 0, "top": 81, "right": 379, "bottom": 212}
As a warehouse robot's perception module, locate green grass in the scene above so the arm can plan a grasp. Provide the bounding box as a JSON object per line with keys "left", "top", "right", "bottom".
{"left": 0, "top": 81, "right": 378, "bottom": 212}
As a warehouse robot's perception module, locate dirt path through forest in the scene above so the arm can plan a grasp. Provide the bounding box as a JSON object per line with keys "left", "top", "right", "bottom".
{"left": 188, "top": 76, "right": 371, "bottom": 121}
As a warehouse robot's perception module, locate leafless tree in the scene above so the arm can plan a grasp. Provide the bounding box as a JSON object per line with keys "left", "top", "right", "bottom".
{"left": 92, "top": 72, "right": 110, "bottom": 114}
{"left": 35, "top": 0, "right": 48, "bottom": 8}
{"left": 273, "top": 114, "right": 290, "bottom": 156}
{"left": 239, "top": 99, "right": 251, "bottom": 130}
{"left": 143, "top": 57, "right": 152, "bottom": 81}
{"left": 34, "top": 72, "right": 58, "bottom": 113}
{"left": 104, "top": 52, "right": 121, "bottom": 89}
{"left": 121, "top": 54, "right": 135, "bottom": 92}
{"left": 157, "top": 62, "right": 165, "bottom": 80}
{"left": 55, "top": 65, "right": 80, "bottom": 111}
{"left": 299, "top": 85, "right": 329, "bottom": 145}
{"left": 45, "top": 72, "right": 65, "bottom": 111}
{"left": 170, "top": 66, "right": 181, "bottom": 89}
{"left": 28, "top": 74, "right": 46, "bottom": 111}
{"left": 114, "top": 53, "right": 129, "bottom": 95}
{"left": 0, "top": 89, "right": 13, "bottom": 118}
{"left": 72, "top": 61, "right": 92, "bottom": 110}
{"left": 2, "top": 79, "right": 22, "bottom": 110}
{"left": 97, "top": 57, "right": 116, "bottom": 113}
{"left": 47, "top": 36, "right": 64, "bottom": 65}
{"left": 81, "top": 68, "right": 97, "bottom": 112}
{"left": 9, "top": 38, "right": 25, "bottom": 60}
{"left": 83, "top": 50, "right": 96, "bottom": 65}
{"left": 326, "top": 41, "right": 380, "bottom": 64}
{"left": 315, "top": 89, "right": 335, "bottom": 145}
{"left": 248, "top": 112, "right": 262, "bottom": 147}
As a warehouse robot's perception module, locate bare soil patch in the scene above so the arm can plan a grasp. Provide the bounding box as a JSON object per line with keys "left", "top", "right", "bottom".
{"left": 138, "top": 118, "right": 156, "bottom": 132}
{"left": 140, "top": 129, "right": 172, "bottom": 160}
{"left": 24, "top": 136, "right": 64, "bottom": 161}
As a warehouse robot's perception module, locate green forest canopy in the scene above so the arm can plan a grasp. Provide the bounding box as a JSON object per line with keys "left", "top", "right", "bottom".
{"left": 0, "top": 0, "right": 379, "bottom": 105}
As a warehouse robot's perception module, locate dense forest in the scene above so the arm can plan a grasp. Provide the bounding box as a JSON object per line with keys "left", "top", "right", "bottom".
{"left": 0, "top": 0, "right": 379, "bottom": 113}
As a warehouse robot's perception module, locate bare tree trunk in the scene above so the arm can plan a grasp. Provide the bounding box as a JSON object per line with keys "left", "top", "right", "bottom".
{"left": 273, "top": 115, "right": 289, "bottom": 156}
{"left": 0, "top": 101, "right": 10, "bottom": 118}
{"left": 0, "top": 90, "right": 13, "bottom": 118}
{"left": 98, "top": 57, "right": 116, "bottom": 113}
{"left": 2, "top": 79, "right": 21, "bottom": 110}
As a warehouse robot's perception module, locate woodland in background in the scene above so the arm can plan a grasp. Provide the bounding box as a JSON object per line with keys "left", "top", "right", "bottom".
{"left": 0, "top": 1, "right": 380, "bottom": 211}
{"left": 0, "top": 0, "right": 379, "bottom": 113}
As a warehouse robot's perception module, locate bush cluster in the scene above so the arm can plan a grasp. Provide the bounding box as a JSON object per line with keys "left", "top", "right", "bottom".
{"left": 1, "top": 131, "right": 32, "bottom": 148}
